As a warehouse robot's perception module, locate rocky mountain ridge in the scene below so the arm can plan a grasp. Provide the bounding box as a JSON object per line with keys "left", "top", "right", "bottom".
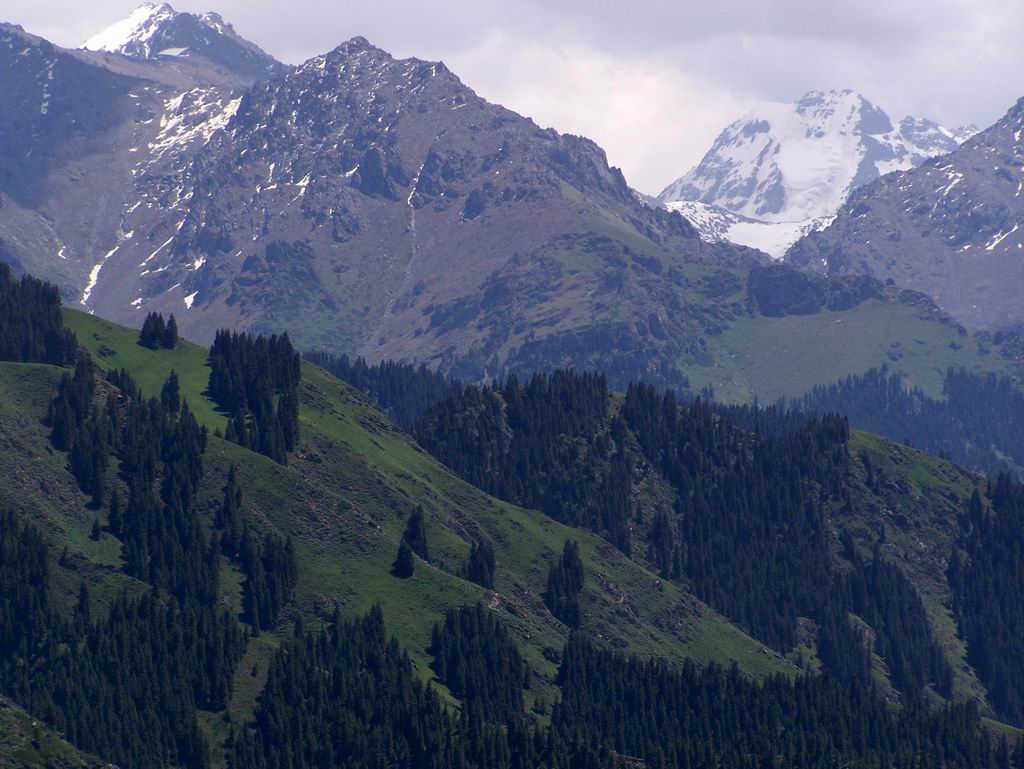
{"left": 660, "top": 90, "right": 976, "bottom": 256}
{"left": 788, "top": 97, "right": 1024, "bottom": 332}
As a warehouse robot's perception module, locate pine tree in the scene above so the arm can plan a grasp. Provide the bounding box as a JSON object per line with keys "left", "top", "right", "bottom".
{"left": 466, "top": 538, "right": 496, "bottom": 588}
{"left": 393, "top": 540, "right": 415, "bottom": 578}
{"left": 161, "top": 370, "right": 181, "bottom": 413}
{"left": 139, "top": 312, "right": 167, "bottom": 350}
{"left": 545, "top": 541, "right": 584, "bottom": 628}
{"left": 402, "top": 506, "right": 429, "bottom": 562}
{"left": 163, "top": 314, "right": 179, "bottom": 349}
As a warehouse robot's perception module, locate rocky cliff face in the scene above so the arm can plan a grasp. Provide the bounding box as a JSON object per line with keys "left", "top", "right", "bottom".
{"left": 787, "top": 98, "right": 1024, "bottom": 332}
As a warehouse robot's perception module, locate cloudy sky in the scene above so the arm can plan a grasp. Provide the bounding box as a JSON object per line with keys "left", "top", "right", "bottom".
{"left": 9, "top": 0, "right": 1024, "bottom": 194}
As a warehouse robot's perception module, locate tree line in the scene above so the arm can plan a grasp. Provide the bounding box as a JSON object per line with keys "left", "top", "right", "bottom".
{"left": 306, "top": 350, "right": 462, "bottom": 429}
{"left": 791, "top": 365, "right": 1024, "bottom": 478}
{"left": 0, "top": 262, "right": 77, "bottom": 366}
{"left": 208, "top": 329, "right": 301, "bottom": 464}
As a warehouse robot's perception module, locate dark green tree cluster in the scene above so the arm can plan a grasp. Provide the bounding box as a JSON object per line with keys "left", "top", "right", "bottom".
{"left": 306, "top": 351, "right": 462, "bottom": 429}
{"left": 0, "top": 508, "right": 245, "bottom": 769}
{"left": 47, "top": 355, "right": 109, "bottom": 507}
{"left": 622, "top": 385, "right": 848, "bottom": 650}
{"left": 138, "top": 311, "right": 178, "bottom": 349}
{"left": 416, "top": 369, "right": 951, "bottom": 693}
{"left": 208, "top": 329, "right": 300, "bottom": 463}
{"left": 465, "top": 536, "right": 496, "bottom": 588}
{"left": 416, "top": 371, "right": 634, "bottom": 552}
{"left": 232, "top": 606, "right": 613, "bottom": 769}
{"left": 0, "top": 261, "right": 77, "bottom": 365}
{"left": 792, "top": 365, "right": 1024, "bottom": 478}
{"left": 402, "top": 506, "right": 430, "bottom": 562}
{"left": 430, "top": 604, "right": 529, "bottom": 722}
{"left": 239, "top": 527, "right": 297, "bottom": 633}
{"left": 823, "top": 534, "right": 953, "bottom": 701}
{"left": 553, "top": 633, "right": 1009, "bottom": 769}
{"left": 102, "top": 367, "right": 214, "bottom": 604}
{"left": 949, "top": 480, "right": 1024, "bottom": 725}
{"left": 545, "top": 540, "right": 584, "bottom": 628}
{"left": 392, "top": 508, "right": 428, "bottom": 577}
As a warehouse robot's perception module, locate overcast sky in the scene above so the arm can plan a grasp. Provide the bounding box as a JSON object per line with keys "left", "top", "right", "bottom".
{"left": 9, "top": 0, "right": 1024, "bottom": 194}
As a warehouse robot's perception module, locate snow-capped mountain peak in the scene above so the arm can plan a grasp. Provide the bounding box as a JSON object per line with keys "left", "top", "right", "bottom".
{"left": 658, "top": 89, "right": 974, "bottom": 257}
{"left": 82, "top": 3, "right": 180, "bottom": 58}
{"left": 81, "top": 2, "right": 283, "bottom": 79}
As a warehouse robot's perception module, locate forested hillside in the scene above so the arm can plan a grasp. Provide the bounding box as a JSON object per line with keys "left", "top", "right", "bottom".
{"left": 3, "top": 264, "right": 1024, "bottom": 767}
{"left": 791, "top": 365, "right": 1024, "bottom": 477}
{"left": 414, "top": 369, "right": 1024, "bottom": 723}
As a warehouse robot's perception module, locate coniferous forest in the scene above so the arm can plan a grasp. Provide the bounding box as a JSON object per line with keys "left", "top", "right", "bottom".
{"left": 6, "top": 264, "right": 1024, "bottom": 768}
{"left": 208, "top": 329, "right": 301, "bottom": 463}
{"left": 306, "top": 350, "right": 462, "bottom": 429}
{"left": 791, "top": 365, "right": 1024, "bottom": 477}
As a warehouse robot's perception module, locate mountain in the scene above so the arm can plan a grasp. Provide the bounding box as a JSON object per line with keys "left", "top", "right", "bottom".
{"left": 660, "top": 90, "right": 976, "bottom": 257}
{"left": 787, "top": 97, "right": 1024, "bottom": 333}
{"left": 81, "top": 1, "right": 284, "bottom": 80}
{"left": 2, "top": 15, "right": 772, "bottom": 392}
{"left": 3, "top": 16, "right": 1021, "bottom": 401}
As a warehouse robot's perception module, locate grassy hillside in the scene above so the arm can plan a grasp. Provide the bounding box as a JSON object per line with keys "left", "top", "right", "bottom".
{"left": 697, "top": 298, "right": 1020, "bottom": 404}
{"left": 0, "top": 698, "right": 100, "bottom": 769}
{"left": 2, "top": 306, "right": 1017, "bottom": 760}
{"left": 0, "top": 310, "right": 793, "bottom": 745}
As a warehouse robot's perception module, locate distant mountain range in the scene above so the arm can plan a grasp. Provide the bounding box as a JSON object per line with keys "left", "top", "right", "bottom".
{"left": 2, "top": 4, "right": 1022, "bottom": 394}
{"left": 788, "top": 97, "right": 1024, "bottom": 332}
{"left": 659, "top": 90, "right": 977, "bottom": 257}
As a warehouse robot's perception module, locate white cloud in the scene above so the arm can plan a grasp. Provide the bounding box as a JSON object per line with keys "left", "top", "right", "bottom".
{"left": 445, "top": 34, "right": 750, "bottom": 193}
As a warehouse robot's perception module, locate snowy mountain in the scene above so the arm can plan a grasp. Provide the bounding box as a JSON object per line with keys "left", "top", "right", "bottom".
{"left": 659, "top": 90, "right": 976, "bottom": 256}
{"left": 788, "top": 97, "right": 1024, "bottom": 332}
{"left": 81, "top": 2, "right": 283, "bottom": 79}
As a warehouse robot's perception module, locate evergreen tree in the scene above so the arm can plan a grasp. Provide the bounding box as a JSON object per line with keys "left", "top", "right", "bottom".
{"left": 138, "top": 312, "right": 167, "bottom": 350}
{"left": 402, "top": 506, "right": 429, "bottom": 562}
{"left": 545, "top": 540, "right": 584, "bottom": 628}
{"left": 430, "top": 604, "right": 529, "bottom": 721}
{"left": 393, "top": 539, "right": 415, "bottom": 578}
{"left": 207, "top": 329, "right": 301, "bottom": 464}
{"left": 161, "top": 370, "right": 180, "bottom": 413}
{"left": 306, "top": 351, "right": 462, "bottom": 429}
{"left": 466, "top": 537, "right": 496, "bottom": 588}
{"left": 163, "top": 314, "right": 178, "bottom": 349}
{"left": 0, "top": 262, "right": 77, "bottom": 365}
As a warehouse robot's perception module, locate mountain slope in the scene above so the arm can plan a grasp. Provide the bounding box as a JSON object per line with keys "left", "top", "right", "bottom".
{"left": 76, "top": 35, "right": 761, "bottom": 377}
{"left": 3, "top": 18, "right": 770, "bottom": 390}
{"left": 660, "top": 90, "right": 974, "bottom": 256}
{"left": 82, "top": 2, "right": 284, "bottom": 80}
{"left": 0, "top": 698, "right": 102, "bottom": 769}
{"left": 22, "top": 306, "right": 789, "bottom": 679}
{"left": 788, "top": 97, "right": 1024, "bottom": 333}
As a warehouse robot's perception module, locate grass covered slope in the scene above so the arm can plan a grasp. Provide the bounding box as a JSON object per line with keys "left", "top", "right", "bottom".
{"left": 4, "top": 310, "right": 789, "bottom": 716}
{"left": 698, "top": 297, "right": 1020, "bottom": 404}
{"left": 0, "top": 698, "right": 101, "bottom": 769}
